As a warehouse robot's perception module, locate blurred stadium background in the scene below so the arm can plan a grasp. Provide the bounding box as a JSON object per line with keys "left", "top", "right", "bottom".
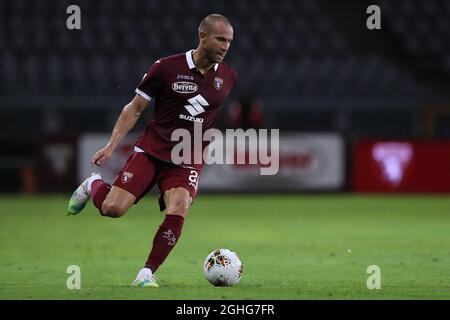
{"left": 1, "top": 0, "right": 450, "bottom": 194}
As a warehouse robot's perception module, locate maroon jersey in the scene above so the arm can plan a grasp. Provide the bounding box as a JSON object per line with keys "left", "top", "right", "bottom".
{"left": 134, "top": 50, "right": 237, "bottom": 169}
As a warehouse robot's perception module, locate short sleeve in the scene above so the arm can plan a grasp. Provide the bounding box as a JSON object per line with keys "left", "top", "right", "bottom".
{"left": 135, "top": 60, "right": 163, "bottom": 101}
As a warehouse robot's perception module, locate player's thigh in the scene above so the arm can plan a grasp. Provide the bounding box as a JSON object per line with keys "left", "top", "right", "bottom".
{"left": 158, "top": 166, "right": 200, "bottom": 215}
{"left": 112, "top": 152, "right": 158, "bottom": 203}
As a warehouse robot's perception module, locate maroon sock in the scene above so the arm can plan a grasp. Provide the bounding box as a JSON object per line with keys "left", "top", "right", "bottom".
{"left": 91, "top": 179, "right": 111, "bottom": 213}
{"left": 145, "top": 214, "right": 185, "bottom": 273}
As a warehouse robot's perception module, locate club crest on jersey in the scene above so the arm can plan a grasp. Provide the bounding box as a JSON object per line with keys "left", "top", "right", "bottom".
{"left": 121, "top": 171, "right": 134, "bottom": 184}
{"left": 214, "top": 77, "right": 223, "bottom": 91}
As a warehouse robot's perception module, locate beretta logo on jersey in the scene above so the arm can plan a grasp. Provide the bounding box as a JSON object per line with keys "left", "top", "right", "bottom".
{"left": 172, "top": 82, "right": 198, "bottom": 94}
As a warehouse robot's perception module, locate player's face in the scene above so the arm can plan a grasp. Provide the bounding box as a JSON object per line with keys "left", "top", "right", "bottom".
{"left": 202, "top": 22, "right": 234, "bottom": 64}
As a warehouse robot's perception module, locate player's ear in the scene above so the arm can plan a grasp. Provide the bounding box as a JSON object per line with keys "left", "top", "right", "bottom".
{"left": 199, "top": 31, "right": 207, "bottom": 43}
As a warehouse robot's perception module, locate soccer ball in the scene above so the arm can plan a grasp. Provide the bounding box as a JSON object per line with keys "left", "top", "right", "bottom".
{"left": 203, "top": 248, "right": 243, "bottom": 286}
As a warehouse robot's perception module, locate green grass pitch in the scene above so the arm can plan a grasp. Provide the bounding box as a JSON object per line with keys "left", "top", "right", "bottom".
{"left": 1, "top": 194, "right": 449, "bottom": 299}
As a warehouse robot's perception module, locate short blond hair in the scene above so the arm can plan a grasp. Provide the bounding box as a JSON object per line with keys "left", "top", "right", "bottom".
{"left": 198, "top": 14, "right": 232, "bottom": 34}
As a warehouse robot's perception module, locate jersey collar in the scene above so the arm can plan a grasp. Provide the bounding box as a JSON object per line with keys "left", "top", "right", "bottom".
{"left": 186, "top": 50, "right": 219, "bottom": 72}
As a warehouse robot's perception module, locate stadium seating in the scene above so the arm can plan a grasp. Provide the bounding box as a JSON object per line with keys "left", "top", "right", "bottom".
{"left": 0, "top": 0, "right": 441, "bottom": 100}
{"left": 380, "top": 0, "right": 450, "bottom": 79}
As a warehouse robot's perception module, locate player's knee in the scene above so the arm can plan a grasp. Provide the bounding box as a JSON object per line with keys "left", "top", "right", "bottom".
{"left": 101, "top": 201, "right": 127, "bottom": 218}
{"left": 164, "top": 187, "right": 191, "bottom": 217}
{"left": 166, "top": 198, "right": 190, "bottom": 217}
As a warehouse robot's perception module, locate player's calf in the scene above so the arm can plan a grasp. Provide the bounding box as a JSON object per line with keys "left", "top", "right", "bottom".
{"left": 142, "top": 188, "right": 191, "bottom": 274}
{"left": 101, "top": 202, "right": 128, "bottom": 218}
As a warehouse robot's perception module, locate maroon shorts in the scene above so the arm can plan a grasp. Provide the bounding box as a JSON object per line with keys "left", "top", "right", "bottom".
{"left": 112, "top": 151, "right": 200, "bottom": 211}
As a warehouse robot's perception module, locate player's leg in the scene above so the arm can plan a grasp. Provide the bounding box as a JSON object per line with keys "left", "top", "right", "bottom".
{"left": 163, "top": 187, "right": 193, "bottom": 217}
{"left": 132, "top": 166, "right": 199, "bottom": 288}
{"left": 67, "top": 172, "right": 103, "bottom": 215}
{"left": 96, "top": 152, "right": 157, "bottom": 217}
{"left": 98, "top": 186, "right": 136, "bottom": 218}
{"left": 68, "top": 151, "right": 156, "bottom": 217}
{"left": 68, "top": 174, "right": 135, "bottom": 218}
{"left": 144, "top": 187, "right": 192, "bottom": 271}
{"left": 132, "top": 187, "right": 192, "bottom": 288}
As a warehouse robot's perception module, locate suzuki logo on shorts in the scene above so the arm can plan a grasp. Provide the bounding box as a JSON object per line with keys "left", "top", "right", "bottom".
{"left": 184, "top": 94, "right": 209, "bottom": 117}
{"left": 172, "top": 81, "right": 198, "bottom": 94}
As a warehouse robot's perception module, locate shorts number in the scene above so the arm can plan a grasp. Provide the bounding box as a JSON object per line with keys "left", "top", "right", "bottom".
{"left": 188, "top": 170, "right": 199, "bottom": 191}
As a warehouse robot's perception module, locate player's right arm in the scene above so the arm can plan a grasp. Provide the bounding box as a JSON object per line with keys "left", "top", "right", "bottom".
{"left": 91, "top": 94, "right": 149, "bottom": 166}
{"left": 92, "top": 60, "right": 163, "bottom": 166}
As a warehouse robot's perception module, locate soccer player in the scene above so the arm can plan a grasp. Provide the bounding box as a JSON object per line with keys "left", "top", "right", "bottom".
{"left": 67, "top": 14, "right": 236, "bottom": 287}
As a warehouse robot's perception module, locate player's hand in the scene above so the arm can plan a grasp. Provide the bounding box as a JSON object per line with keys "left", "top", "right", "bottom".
{"left": 91, "top": 146, "right": 114, "bottom": 167}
